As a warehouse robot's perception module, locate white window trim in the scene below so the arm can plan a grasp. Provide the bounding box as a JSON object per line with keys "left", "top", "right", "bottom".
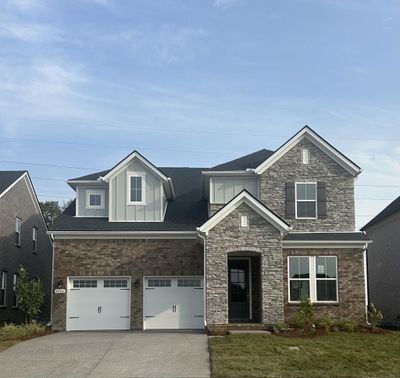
{"left": 288, "top": 256, "right": 339, "bottom": 304}
{"left": 0, "top": 271, "right": 7, "bottom": 307}
{"left": 85, "top": 189, "right": 105, "bottom": 209}
{"left": 15, "top": 217, "right": 22, "bottom": 246}
{"left": 127, "top": 172, "right": 146, "bottom": 205}
{"left": 302, "top": 148, "right": 309, "bottom": 165}
{"left": 295, "top": 182, "right": 318, "bottom": 219}
{"left": 32, "top": 226, "right": 38, "bottom": 253}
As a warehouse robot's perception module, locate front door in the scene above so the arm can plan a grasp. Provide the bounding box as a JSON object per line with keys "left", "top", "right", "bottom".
{"left": 228, "top": 259, "right": 250, "bottom": 321}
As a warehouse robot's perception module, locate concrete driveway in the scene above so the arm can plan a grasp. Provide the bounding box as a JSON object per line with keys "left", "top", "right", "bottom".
{"left": 0, "top": 331, "right": 210, "bottom": 378}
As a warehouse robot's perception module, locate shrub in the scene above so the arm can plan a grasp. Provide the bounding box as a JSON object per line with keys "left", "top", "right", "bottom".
{"left": 368, "top": 303, "right": 383, "bottom": 327}
{"left": 290, "top": 297, "right": 315, "bottom": 332}
{"left": 15, "top": 266, "right": 45, "bottom": 322}
{"left": 315, "top": 314, "right": 334, "bottom": 332}
{"left": 337, "top": 319, "right": 358, "bottom": 332}
{"left": 273, "top": 322, "right": 290, "bottom": 333}
{"left": 0, "top": 322, "right": 45, "bottom": 341}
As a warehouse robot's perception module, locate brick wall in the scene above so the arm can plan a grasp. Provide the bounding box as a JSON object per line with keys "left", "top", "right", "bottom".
{"left": 52, "top": 238, "right": 203, "bottom": 330}
{"left": 0, "top": 176, "right": 52, "bottom": 323}
{"left": 282, "top": 248, "right": 366, "bottom": 322}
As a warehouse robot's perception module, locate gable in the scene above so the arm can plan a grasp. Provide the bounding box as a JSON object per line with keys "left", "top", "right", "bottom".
{"left": 254, "top": 126, "right": 361, "bottom": 176}
{"left": 198, "top": 191, "right": 291, "bottom": 235}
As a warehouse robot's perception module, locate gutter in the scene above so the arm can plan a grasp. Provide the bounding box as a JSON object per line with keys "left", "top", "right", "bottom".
{"left": 48, "top": 230, "right": 199, "bottom": 240}
{"left": 197, "top": 231, "right": 207, "bottom": 329}
{"left": 282, "top": 240, "right": 372, "bottom": 249}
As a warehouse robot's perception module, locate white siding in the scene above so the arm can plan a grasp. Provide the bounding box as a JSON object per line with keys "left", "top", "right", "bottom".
{"left": 210, "top": 176, "right": 259, "bottom": 204}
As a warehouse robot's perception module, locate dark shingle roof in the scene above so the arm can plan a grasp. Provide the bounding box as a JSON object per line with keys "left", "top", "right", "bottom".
{"left": 283, "top": 232, "right": 369, "bottom": 241}
{"left": 0, "top": 171, "right": 27, "bottom": 195}
{"left": 70, "top": 169, "right": 110, "bottom": 181}
{"left": 211, "top": 149, "right": 274, "bottom": 171}
{"left": 50, "top": 167, "right": 208, "bottom": 231}
{"left": 361, "top": 196, "right": 400, "bottom": 230}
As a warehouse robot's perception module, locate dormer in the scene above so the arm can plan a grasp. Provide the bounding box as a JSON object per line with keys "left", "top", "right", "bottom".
{"left": 68, "top": 151, "right": 174, "bottom": 222}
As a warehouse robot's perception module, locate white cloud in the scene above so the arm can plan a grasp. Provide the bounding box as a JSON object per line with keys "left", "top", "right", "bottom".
{"left": 7, "top": 0, "right": 44, "bottom": 11}
{"left": 213, "top": 0, "right": 241, "bottom": 10}
{"left": 0, "top": 21, "right": 58, "bottom": 42}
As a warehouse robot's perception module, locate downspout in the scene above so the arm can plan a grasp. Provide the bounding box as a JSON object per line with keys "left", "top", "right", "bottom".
{"left": 363, "top": 243, "right": 369, "bottom": 323}
{"left": 197, "top": 230, "right": 207, "bottom": 329}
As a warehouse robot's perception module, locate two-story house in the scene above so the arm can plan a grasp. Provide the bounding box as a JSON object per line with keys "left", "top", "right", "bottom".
{"left": 0, "top": 171, "right": 53, "bottom": 323}
{"left": 49, "top": 126, "right": 370, "bottom": 331}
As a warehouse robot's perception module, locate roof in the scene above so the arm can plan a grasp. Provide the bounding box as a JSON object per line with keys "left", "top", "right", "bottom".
{"left": 283, "top": 232, "right": 369, "bottom": 241}
{"left": 362, "top": 196, "right": 400, "bottom": 230}
{"left": 198, "top": 190, "right": 291, "bottom": 235}
{"left": 50, "top": 167, "right": 208, "bottom": 231}
{"left": 211, "top": 149, "right": 275, "bottom": 171}
{"left": 0, "top": 171, "right": 27, "bottom": 196}
{"left": 254, "top": 126, "right": 361, "bottom": 176}
{"left": 70, "top": 169, "right": 110, "bottom": 181}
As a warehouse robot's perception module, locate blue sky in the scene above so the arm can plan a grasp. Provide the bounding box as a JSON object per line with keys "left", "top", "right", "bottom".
{"left": 0, "top": 0, "right": 399, "bottom": 229}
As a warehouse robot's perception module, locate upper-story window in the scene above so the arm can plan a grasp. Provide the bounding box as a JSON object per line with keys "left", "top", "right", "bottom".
{"left": 86, "top": 190, "right": 105, "bottom": 209}
{"left": 295, "top": 182, "right": 317, "bottom": 219}
{"left": 15, "top": 217, "right": 22, "bottom": 247}
{"left": 32, "top": 226, "right": 38, "bottom": 253}
{"left": 127, "top": 173, "right": 146, "bottom": 205}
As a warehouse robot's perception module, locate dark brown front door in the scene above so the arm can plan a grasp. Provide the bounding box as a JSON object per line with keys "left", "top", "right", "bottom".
{"left": 228, "top": 259, "right": 250, "bottom": 321}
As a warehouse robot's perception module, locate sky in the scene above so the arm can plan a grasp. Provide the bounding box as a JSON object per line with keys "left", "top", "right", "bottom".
{"left": 0, "top": 0, "right": 399, "bottom": 229}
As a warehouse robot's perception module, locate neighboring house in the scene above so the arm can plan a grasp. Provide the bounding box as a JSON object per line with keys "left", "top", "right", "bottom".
{"left": 362, "top": 196, "right": 400, "bottom": 327}
{"left": 49, "top": 126, "right": 370, "bottom": 331}
{"left": 0, "top": 171, "right": 53, "bottom": 323}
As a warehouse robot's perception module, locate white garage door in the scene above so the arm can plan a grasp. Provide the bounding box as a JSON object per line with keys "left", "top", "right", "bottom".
{"left": 66, "top": 277, "right": 131, "bottom": 331}
{"left": 143, "top": 276, "right": 204, "bottom": 330}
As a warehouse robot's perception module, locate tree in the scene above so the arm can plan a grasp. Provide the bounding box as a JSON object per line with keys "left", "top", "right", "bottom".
{"left": 15, "top": 266, "right": 45, "bottom": 323}
{"left": 40, "top": 200, "right": 72, "bottom": 226}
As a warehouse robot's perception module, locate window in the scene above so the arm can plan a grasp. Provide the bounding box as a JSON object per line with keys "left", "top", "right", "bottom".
{"left": 0, "top": 271, "right": 7, "bottom": 307}
{"left": 128, "top": 173, "right": 146, "bottom": 204}
{"left": 295, "top": 183, "right": 317, "bottom": 218}
{"left": 302, "top": 149, "right": 309, "bottom": 164}
{"left": 288, "top": 257, "right": 310, "bottom": 302}
{"left": 178, "top": 279, "right": 201, "bottom": 287}
{"left": 288, "top": 256, "right": 338, "bottom": 303}
{"left": 13, "top": 274, "right": 18, "bottom": 307}
{"left": 86, "top": 190, "right": 105, "bottom": 209}
{"left": 240, "top": 215, "right": 248, "bottom": 228}
{"left": 104, "top": 279, "right": 128, "bottom": 288}
{"left": 147, "top": 279, "right": 171, "bottom": 288}
{"left": 15, "top": 217, "right": 21, "bottom": 247}
{"left": 72, "top": 279, "right": 97, "bottom": 288}
{"left": 32, "top": 227, "right": 38, "bottom": 253}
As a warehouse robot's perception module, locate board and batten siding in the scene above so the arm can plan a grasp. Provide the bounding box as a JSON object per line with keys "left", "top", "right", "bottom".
{"left": 210, "top": 176, "right": 259, "bottom": 204}
{"left": 110, "top": 159, "right": 163, "bottom": 221}
{"left": 76, "top": 185, "right": 109, "bottom": 217}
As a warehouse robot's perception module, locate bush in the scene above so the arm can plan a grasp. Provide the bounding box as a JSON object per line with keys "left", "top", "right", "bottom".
{"left": 15, "top": 266, "right": 45, "bottom": 322}
{"left": 336, "top": 319, "right": 358, "bottom": 332}
{"left": 0, "top": 322, "right": 45, "bottom": 341}
{"left": 368, "top": 303, "right": 383, "bottom": 327}
{"left": 315, "top": 314, "right": 334, "bottom": 332}
{"left": 273, "top": 322, "right": 290, "bottom": 333}
{"left": 290, "top": 297, "right": 315, "bottom": 332}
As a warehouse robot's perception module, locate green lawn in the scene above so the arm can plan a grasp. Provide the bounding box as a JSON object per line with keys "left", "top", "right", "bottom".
{"left": 209, "top": 332, "right": 400, "bottom": 377}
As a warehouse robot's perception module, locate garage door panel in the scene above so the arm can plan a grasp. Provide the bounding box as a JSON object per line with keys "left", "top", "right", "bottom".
{"left": 143, "top": 277, "right": 204, "bottom": 330}
{"left": 67, "top": 277, "right": 131, "bottom": 331}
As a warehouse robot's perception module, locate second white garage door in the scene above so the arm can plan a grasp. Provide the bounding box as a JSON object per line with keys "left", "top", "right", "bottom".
{"left": 143, "top": 276, "right": 204, "bottom": 330}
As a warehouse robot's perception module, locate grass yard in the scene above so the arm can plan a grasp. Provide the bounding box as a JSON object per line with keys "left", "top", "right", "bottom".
{"left": 209, "top": 332, "right": 400, "bottom": 377}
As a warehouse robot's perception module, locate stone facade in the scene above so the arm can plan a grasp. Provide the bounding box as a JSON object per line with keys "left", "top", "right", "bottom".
{"left": 283, "top": 248, "right": 366, "bottom": 322}
{"left": 205, "top": 203, "right": 284, "bottom": 326}
{"left": 260, "top": 138, "right": 355, "bottom": 231}
{"left": 52, "top": 239, "right": 203, "bottom": 330}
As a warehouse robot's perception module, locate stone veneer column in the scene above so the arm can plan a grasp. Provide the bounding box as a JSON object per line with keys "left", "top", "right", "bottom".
{"left": 205, "top": 203, "right": 285, "bottom": 326}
